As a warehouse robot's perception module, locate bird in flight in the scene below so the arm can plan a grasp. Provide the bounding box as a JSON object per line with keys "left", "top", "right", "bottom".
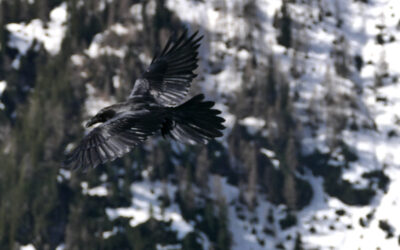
{"left": 64, "top": 29, "right": 225, "bottom": 170}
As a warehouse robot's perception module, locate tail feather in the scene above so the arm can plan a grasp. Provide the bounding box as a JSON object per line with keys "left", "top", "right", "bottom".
{"left": 163, "top": 94, "right": 225, "bottom": 144}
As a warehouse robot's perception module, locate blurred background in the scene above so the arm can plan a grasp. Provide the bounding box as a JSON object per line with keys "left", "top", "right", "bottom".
{"left": 1, "top": 0, "right": 400, "bottom": 249}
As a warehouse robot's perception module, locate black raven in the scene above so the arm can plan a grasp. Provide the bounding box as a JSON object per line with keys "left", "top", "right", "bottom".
{"left": 64, "top": 30, "right": 225, "bottom": 170}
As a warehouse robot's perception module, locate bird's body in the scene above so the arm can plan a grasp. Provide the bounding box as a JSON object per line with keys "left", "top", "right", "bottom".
{"left": 64, "top": 30, "right": 225, "bottom": 170}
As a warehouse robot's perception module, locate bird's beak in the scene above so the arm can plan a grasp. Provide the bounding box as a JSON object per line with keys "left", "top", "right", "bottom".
{"left": 86, "top": 116, "right": 100, "bottom": 128}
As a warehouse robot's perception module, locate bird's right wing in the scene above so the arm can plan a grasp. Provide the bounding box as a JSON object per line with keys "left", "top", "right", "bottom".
{"left": 129, "top": 30, "right": 203, "bottom": 105}
{"left": 63, "top": 111, "right": 163, "bottom": 170}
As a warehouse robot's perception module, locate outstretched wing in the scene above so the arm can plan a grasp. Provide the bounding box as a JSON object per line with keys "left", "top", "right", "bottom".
{"left": 129, "top": 29, "right": 203, "bottom": 105}
{"left": 63, "top": 111, "right": 163, "bottom": 171}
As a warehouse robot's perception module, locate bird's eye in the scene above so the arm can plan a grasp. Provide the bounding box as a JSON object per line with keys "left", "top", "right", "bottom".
{"left": 100, "top": 109, "right": 116, "bottom": 121}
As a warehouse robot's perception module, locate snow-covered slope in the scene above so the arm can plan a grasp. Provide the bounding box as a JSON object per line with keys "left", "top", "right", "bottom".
{"left": 3, "top": 0, "right": 400, "bottom": 249}
{"left": 159, "top": 0, "right": 400, "bottom": 248}
{"left": 73, "top": 0, "right": 400, "bottom": 248}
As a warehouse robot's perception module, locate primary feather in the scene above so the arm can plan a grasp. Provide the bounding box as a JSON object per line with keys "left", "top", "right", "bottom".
{"left": 129, "top": 30, "right": 203, "bottom": 105}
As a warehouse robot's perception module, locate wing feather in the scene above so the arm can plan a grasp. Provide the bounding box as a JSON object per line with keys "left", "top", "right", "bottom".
{"left": 129, "top": 29, "right": 203, "bottom": 105}
{"left": 63, "top": 111, "right": 163, "bottom": 170}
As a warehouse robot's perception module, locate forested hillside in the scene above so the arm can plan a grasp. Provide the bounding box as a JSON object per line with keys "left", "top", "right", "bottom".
{"left": 1, "top": 0, "right": 400, "bottom": 249}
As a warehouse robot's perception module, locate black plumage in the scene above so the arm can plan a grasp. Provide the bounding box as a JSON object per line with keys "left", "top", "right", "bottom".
{"left": 130, "top": 30, "right": 202, "bottom": 105}
{"left": 64, "top": 29, "right": 225, "bottom": 170}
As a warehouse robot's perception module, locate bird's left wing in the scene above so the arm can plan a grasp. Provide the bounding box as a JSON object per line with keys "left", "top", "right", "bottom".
{"left": 129, "top": 29, "right": 203, "bottom": 105}
{"left": 63, "top": 111, "right": 163, "bottom": 170}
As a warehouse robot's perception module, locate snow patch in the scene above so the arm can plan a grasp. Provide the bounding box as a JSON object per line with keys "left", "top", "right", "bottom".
{"left": 156, "top": 244, "right": 182, "bottom": 250}
{"left": 239, "top": 117, "right": 266, "bottom": 135}
{"left": 70, "top": 54, "right": 85, "bottom": 66}
{"left": 55, "top": 244, "right": 65, "bottom": 250}
{"left": 260, "top": 148, "right": 280, "bottom": 169}
{"left": 85, "top": 33, "right": 127, "bottom": 58}
{"left": 0, "top": 81, "right": 6, "bottom": 96}
{"left": 20, "top": 244, "right": 36, "bottom": 250}
{"left": 81, "top": 182, "right": 108, "bottom": 196}
{"left": 0, "top": 80, "right": 6, "bottom": 110}
{"left": 88, "top": 186, "right": 108, "bottom": 197}
{"left": 111, "top": 23, "right": 129, "bottom": 35}
{"left": 6, "top": 3, "right": 67, "bottom": 62}
{"left": 106, "top": 180, "right": 193, "bottom": 239}
{"left": 112, "top": 75, "right": 121, "bottom": 89}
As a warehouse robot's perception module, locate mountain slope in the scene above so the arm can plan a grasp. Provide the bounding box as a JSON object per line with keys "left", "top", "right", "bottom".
{"left": 1, "top": 0, "right": 400, "bottom": 249}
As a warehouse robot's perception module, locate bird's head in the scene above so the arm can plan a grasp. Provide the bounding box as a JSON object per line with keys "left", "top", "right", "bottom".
{"left": 86, "top": 108, "right": 116, "bottom": 128}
